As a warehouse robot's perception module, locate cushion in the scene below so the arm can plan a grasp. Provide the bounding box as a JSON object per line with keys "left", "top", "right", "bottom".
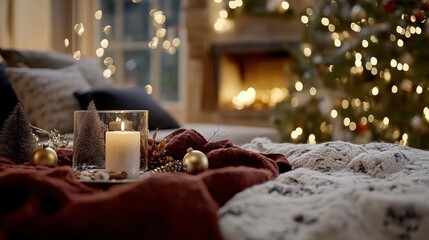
{"left": 0, "top": 62, "right": 19, "bottom": 130}
{"left": 6, "top": 65, "right": 92, "bottom": 133}
{"left": 0, "top": 48, "right": 113, "bottom": 88}
{"left": 74, "top": 87, "right": 181, "bottom": 130}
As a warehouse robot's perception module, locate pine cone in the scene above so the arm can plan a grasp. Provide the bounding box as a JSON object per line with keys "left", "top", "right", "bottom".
{"left": 149, "top": 160, "right": 187, "bottom": 173}
{"left": 146, "top": 128, "right": 174, "bottom": 169}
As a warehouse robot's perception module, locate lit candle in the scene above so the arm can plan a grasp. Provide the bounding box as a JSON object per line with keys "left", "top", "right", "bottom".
{"left": 105, "top": 122, "right": 140, "bottom": 178}
{"left": 109, "top": 117, "right": 133, "bottom": 131}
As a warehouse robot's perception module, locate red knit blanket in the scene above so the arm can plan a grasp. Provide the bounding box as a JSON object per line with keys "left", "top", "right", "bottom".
{"left": 0, "top": 129, "right": 290, "bottom": 239}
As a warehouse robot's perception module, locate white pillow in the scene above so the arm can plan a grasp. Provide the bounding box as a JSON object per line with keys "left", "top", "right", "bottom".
{"left": 6, "top": 65, "right": 91, "bottom": 133}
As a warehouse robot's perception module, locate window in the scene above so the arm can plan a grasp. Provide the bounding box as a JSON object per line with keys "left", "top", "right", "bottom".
{"left": 97, "top": 0, "right": 182, "bottom": 102}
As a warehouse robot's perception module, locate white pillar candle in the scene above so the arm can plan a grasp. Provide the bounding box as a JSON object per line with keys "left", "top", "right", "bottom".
{"left": 105, "top": 122, "right": 141, "bottom": 179}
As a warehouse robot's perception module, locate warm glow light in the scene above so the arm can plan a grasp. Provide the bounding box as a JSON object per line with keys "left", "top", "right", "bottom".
{"left": 391, "top": 85, "right": 398, "bottom": 93}
{"left": 351, "top": 22, "right": 361, "bottom": 32}
{"left": 172, "top": 38, "right": 181, "bottom": 47}
{"left": 371, "top": 87, "right": 379, "bottom": 96}
{"left": 162, "top": 40, "right": 171, "bottom": 49}
{"left": 331, "top": 109, "right": 338, "bottom": 118}
{"left": 103, "top": 25, "right": 112, "bottom": 34}
{"left": 301, "top": 15, "right": 309, "bottom": 24}
{"left": 416, "top": 86, "right": 423, "bottom": 94}
{"left": 94, "top": 10, "right": 102, "bottom": 20}
{"left": 403, "top": 63, "right": 409, "bottom": 71}
{"left": 416, "top": 27, "right": 422, "bottom": 34}
{"left": 355, "top": 52, "right": 362, "bottom": 60}
{"left": 232, "top": 87, "right": 256, "bottom": 109}
{"left": 156, "top": 28, "right": 167, "bottom": 38}
{"left": 220, "top": 10, "right": 228, "bottom": 18}
{"left": 303, "top": 47, "right": 312, "bottom": 57}
{"left": 349, "top": 122, "right": 357, "bottom": 131}
{"left": 64, "top": 38, "right": 69, "bottom": 47}
{"left": 307, "top": 134, "right": 316, "bottom": 144}
{"left": 341, "top": 99, "right": 349, "bottom": 109}
{"left": 104, "top": 57, "right": 113, "bottom": 66}
{"left": 295, "top": 81, "right": 304, "bottom": 91}
{"left": 321, "top": 17, "right": 329, "bottom": 26}
{"left": 74, "top": 23, "right": 85, "bottom": 36}
{"left": 100, "top": 39, "right": 109, "bottom": 48}
{"left": 229, "top": 1, "right": 238, "bottom": 9}
{"left": 309, "top": 87, "right": 317, "bottom": 96}
{"left": 96, "top": 48, "right": 104, "bottom": 57}
{"left": 343, "top": 117, "right": 351, "bottom": 126}
{"left": 103, "top": 69, "right": 112, "bottom": 78}
{"left": 107, "top": 65, "right": 116, "bottom": 75}
{"left": 153, "top": 11, "right": 166, "bottom": 24}
{"left": 145, "top": 85, "right": 153, "bottom": 94}
{"left": 402, "top": 133, "right": 408, "bottom": 141}
{"left": 73, "top": 51, "right": 81, "bottom": 60}
{"left": 334, "top": 39, "right": 341, "bottom": 47}
{"left": 362, "top": 39, "right": 369, "bottom": 48}
{"left": 281, "top": 1, "right": 290, "bottom": 10}
{"left": 149, "top": 37, "right": 159, "bottom": 49}
{"left": 383, "top": 117, "right": 389, "bottom": 125}
{"left": 291, "top": 97, "right": 299, "bottom": 107}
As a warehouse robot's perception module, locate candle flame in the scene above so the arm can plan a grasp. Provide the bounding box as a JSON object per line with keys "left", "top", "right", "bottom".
{"left": 121, "top": 121, "right": 125, "bottom": 132}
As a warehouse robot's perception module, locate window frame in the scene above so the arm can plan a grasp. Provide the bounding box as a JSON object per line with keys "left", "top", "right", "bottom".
{"left": 92, "top": 0, "right": 186, "bottom": 107}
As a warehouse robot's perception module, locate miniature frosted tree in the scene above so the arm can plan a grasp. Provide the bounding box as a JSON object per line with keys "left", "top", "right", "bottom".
{"left": 73, "top": 101, "right": 105, "bottom": 168}
{"left": 0, "top": 103, "right": 37, "bottom": 164}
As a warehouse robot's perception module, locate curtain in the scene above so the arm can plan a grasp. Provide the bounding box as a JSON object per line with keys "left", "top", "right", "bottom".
{"left": 0, "top": 0, "right": 52, "bottom": 50}
{"left": 0, "top": 0, "right": 95, "bottom": 56}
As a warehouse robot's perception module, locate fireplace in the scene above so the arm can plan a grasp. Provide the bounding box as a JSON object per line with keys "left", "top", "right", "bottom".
{"left": 212, "top": 41, "right": 298, "bottom": 112}
{"left": 184, "top": 1, "right": 310, "bottom": 125}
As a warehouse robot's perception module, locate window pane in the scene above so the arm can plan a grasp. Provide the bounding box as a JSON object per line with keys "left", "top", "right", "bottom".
{"left": 124, "top": 1, "right": 152, "bottom": 42}
{"left": 124, "top": 50, "right": 151, "bottom": 87}
{"left": 161, "top": 0, "right": 181, "bottom": 27}
{"left": 159, "top": 0, "right": 181, "bottom": 101}
{"left": 160, "top": 50, "right": 179, "bottom": 101}
{"left": 100, "top": 0, "right": 116, "bottom": 43}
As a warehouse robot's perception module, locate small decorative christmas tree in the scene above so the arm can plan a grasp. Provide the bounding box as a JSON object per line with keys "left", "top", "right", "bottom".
{"left": 0, "top": 103, "right": 37, "bottom": 164}
{"left": 73, "top": 101, "right": 105, "bottom": 168}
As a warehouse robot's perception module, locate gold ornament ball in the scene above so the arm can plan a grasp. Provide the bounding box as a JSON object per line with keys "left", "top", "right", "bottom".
{"left": 183, "top": 147, "right": 208, "bottom": 175}
{"left": 33, "top": 145, "right": 58, "bottom": 167}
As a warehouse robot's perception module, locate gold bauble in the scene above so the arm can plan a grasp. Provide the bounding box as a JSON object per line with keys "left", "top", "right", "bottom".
{"left": 183, "top": 147, "right": 208, "bottom": 175}
{"left": 33, "top": 145, "right": 58, "bottom": 167}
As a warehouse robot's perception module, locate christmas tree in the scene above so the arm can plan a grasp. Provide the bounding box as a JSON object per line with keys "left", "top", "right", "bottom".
{"left": 73, "top": 101, "right": 105, "bottom": 169}
{"left": 0, "top": 103, "right": 37, "bottom": 164}
{"left": 272, "top": 0, "right": 429, "bottom": 149}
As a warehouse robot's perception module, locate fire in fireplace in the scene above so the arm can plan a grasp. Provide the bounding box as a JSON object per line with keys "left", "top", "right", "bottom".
{"left": 213, "top": 42, "right": 298, "bottom": 111}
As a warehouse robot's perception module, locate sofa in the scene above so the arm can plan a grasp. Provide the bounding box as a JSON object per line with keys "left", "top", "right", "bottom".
{"left": 0, "top": 48, "right": 280, "bottom": 145}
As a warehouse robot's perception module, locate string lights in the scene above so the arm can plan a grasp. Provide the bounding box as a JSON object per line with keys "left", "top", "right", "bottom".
{"left": 67, "top": 1, "right": 180, "bottom": 94}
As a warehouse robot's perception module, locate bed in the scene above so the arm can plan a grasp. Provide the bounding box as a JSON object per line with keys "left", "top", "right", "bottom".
{"left": 1, "top": 128, "right": 429, "bottom": 240}
{"left": 1, "top": 49, "right": 429, "bottom": 239}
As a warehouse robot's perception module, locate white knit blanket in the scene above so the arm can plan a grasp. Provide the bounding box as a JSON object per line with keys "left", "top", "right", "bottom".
{"left": 219, "top": 139, "right": 429, "bottom": 240}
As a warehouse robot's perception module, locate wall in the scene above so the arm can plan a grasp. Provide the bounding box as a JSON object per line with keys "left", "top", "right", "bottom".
{"left": 0, "top": 0, "right": 52, "bottom": 50}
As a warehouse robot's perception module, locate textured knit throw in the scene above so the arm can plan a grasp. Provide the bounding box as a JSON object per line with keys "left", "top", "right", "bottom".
{"left": 219, "top": 139, "right": 429, "bottom": 240}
